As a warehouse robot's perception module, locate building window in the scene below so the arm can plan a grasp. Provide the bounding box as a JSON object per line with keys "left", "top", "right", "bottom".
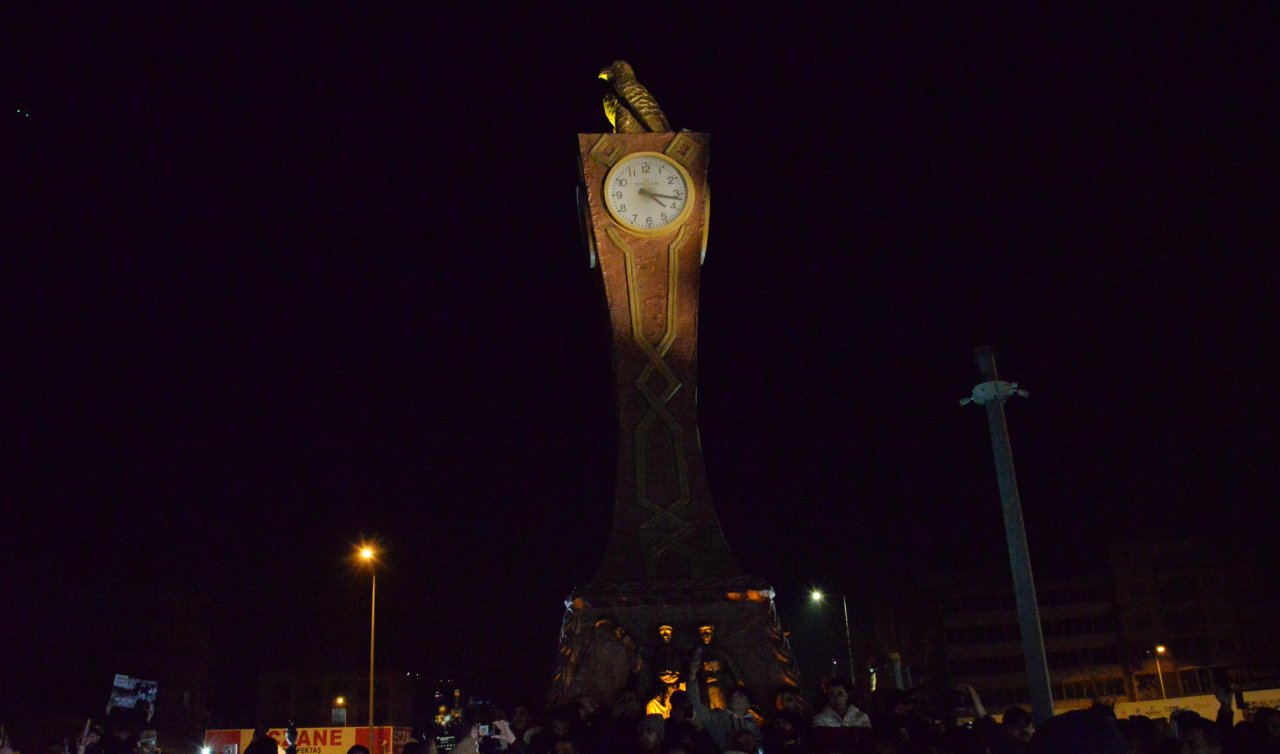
{"left": 1054, "top": 678, "right": 1127, "bottom": 700}
{"left": 1179, "top": 668, "right": 1216, "bottom": 695}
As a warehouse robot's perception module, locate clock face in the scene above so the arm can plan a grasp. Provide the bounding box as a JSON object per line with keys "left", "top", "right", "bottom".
{"left": 603, "top": 152, "right": 695, "bottom": 235}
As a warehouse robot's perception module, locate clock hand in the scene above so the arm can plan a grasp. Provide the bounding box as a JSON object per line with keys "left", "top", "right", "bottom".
{"left": 637, "top": 187, "right": 668, "bottom": 207}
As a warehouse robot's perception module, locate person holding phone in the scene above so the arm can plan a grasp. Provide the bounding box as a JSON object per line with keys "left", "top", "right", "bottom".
{"left": 75, "top": 720, "right": 101, "bottom": 754}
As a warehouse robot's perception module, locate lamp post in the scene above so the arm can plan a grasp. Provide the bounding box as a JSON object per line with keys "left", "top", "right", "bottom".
{"left": 358, "top": 546, "right": 378, "bottom": 748}
{"left": 1154, "top": 645, "right": 1167, "bottom": 699}
{"left": 810, "top": 589, "right": 856, "bottom": 687}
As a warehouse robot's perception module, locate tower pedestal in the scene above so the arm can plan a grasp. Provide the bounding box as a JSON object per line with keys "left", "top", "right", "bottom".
{"left": 551, "top": 581, "right": 799, "bottom": 708}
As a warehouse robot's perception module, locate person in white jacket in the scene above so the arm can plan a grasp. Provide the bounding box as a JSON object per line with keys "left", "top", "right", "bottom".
{"left": 812, "top": 678, "right": 872, "bottom": 728}
{"left": 809, "top": 679, "right": 874, "bottom": 754}
{"left": 808, "top": 670, "right": 880, "bottom": 747}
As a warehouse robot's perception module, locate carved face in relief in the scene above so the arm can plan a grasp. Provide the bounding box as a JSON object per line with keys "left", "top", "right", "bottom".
{"left": 775, "top": 688, "right": 804, "bottom": 714}
{"left": 699, "top": 623, "right": 716, "bottom": 644}
{"left": 658, "top": 624, "right": 673, "bottom": 644}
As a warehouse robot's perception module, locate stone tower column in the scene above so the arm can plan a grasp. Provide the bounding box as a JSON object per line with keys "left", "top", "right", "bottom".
{"left": 577, "top": 131, "right": 738, "bottom": 590}
{"left": 552, "top": 131, "right": 800, "bottom": 708}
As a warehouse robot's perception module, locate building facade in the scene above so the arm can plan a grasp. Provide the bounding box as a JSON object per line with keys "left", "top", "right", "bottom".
{"left": 937, "top": 572, "right": 1125, "bottom": 711}
{"left": 880, "top": 541, "right": 1279, "bottom": 711}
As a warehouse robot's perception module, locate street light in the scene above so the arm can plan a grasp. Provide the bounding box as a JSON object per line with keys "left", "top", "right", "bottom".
{"left": 1154, "top": 645, "right": 1168, "bottom": 699}
{"left": 356, "top": 544, "right": 378, "bottom": 748}
{"left": 810, "top": 588, "right": 856, "bottom": 687}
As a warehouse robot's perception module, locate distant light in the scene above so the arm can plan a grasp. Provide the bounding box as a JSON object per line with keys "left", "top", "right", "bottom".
{"left": 335, "top": 696, "right": 346, "bottom": 705}
{"left": 201, "top": 747, "right": 211, "bottom": 754}
{"left": 360, "top": 546, "right": 374, "bottom": 560}
{"left": 1155, "top": 645, "right": 1167, "bottom": 655}
{"left": 810, "top": 589, "right": 825, "bottom": 603}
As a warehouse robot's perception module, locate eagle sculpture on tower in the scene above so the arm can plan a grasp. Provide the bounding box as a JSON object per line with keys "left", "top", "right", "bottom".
{"left": 599, "top": 60, "right": 671, "bottom": 133}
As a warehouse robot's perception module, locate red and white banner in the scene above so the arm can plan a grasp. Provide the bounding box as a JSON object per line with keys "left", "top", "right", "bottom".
{"left": 204, "top": 727, "right": 410, "bottom": 754}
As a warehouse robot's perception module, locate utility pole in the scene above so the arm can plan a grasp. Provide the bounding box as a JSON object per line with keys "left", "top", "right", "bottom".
{"left": 961, "top": 346, "right": 1053, "bottom": 723}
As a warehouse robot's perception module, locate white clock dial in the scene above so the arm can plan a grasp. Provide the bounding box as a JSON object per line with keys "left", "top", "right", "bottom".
{"left": 603, "top": 152, "right": 695, "bottom": 235}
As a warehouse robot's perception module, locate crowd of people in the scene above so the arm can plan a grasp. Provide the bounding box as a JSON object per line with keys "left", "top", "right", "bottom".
{"left": 4, "top": 680, "right": 1278, "bottom": 754}
{"left": 407, "top": 680, "right": 1280, "bottom": 754}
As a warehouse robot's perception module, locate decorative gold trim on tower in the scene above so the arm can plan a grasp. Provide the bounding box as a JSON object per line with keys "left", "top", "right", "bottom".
{"left": 664, "top": 132, "right": 702, "bottom": 166}
{"left": 588, "top": 134, "right": 626, "bottom": 167}
{"left": 604, "top": 224, "right": 698, "bottom": 561}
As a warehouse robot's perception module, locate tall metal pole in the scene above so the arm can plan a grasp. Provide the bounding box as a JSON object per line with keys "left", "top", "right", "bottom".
{"left": 965, "top": 346, "right": 1054, "bottom": 723}
{"left": 840, "top": 594, "right": 856, "bottom": 688}
{"left": 368, "top": 572, "right": 376, "bottom": 747}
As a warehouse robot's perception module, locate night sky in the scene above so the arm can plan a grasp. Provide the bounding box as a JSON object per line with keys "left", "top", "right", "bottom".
{"left": 5, "top": 4, "right": 1278, "bottom": 722}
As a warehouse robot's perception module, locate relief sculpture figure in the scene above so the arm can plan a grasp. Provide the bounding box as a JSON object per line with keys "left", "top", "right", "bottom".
{"left": 695, "top": 622, "right": 741, "bottom": 710}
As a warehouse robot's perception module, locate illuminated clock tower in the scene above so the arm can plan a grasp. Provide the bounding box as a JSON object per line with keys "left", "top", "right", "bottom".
{"left": 551, "top": 61, "right": 799, "bottom": 709}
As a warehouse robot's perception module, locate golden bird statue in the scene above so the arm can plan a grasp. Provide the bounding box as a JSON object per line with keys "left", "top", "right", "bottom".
{"left": 599, "top": 60, "right": 671, "bottom": 133}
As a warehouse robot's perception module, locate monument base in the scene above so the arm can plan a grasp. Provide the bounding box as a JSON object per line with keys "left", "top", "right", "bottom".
{"left": 550, "top": 578, "right": 801, "bottom": 709}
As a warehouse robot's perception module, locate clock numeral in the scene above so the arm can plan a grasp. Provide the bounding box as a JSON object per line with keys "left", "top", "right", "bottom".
{"left": 660, "top": 212, "right": 668, "bottom": 221}
{"left": 618, "top": 203, "right": 626, "bottom": 213}
{"left": 673, "top": 189, "right": 683, "bottom": 199}
{"left": 625, "top": 167, "right": 634, "bottom": 177}
{"left": 645, "top": 217, "right": 653, "bottom": 227}
{"left": 671, "top": 203, "right": 681, "bottom": 211}
{"left": 611, "top": 190, "right": 622, "bottom": 199}
{"left": 615, "top": 178, "right": 627, "bottom": 187}
{"left": 658, "top": 165, "right": 666, "bottom": 173}
{"left": 667, "top": 176, "right": 677, "bottom": 185}
{"left": 632, "top": 214, "right": 638, "bottom": 223}
{"left": 641, "top": 163, "right": 651, "bottom": 174}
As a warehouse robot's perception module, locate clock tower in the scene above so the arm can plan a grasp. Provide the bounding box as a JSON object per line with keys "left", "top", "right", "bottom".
{"left": 551, "top": 62, "right": 800, "bottom": 709}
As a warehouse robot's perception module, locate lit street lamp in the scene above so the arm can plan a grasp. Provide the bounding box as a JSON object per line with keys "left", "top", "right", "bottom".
{"left": 1154, "top": 645, "right": 1168, "bottom": 699}
{"left": 810, "top": 589, "right": 856, "bottom": 686}
{"left": 357, "top": 545, "right": 378, "bottom": 747}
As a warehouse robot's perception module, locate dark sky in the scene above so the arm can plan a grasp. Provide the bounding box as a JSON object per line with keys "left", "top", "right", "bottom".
{"left": 5, "top": 4, "right": 1278, "bottom": 719}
